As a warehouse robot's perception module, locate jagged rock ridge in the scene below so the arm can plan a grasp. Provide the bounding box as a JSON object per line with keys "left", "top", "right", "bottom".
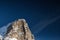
{"left": 0, "top": 19, "right": 34, "bottom": 40}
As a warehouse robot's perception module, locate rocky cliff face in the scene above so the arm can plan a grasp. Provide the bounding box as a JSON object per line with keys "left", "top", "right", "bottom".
{"left": 0, "top": 19, "right": 34, "bottom": 40}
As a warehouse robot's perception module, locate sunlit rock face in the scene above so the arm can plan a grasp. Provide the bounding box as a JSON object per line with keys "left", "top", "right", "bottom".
{"left": 3, "top": 19, "right": 34, "bottom": 40}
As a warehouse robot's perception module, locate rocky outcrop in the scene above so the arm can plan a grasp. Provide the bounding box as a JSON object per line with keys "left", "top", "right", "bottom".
{"left": 0, "top": 19, "right": 34, "bottom": 40}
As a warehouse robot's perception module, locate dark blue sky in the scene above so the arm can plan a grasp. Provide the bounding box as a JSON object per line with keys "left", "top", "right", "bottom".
{"left": 0, "top": 0, "right": 60, "bottom": 40}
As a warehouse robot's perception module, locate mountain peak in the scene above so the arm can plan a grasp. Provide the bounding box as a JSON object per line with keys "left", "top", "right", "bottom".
{"left": 0, "top": 19, "right": 34, "bottom": 40}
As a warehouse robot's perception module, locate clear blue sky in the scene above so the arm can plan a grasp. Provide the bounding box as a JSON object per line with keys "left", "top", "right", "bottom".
{"left": 0, "top": 0, "right": 60, "bottom": 40}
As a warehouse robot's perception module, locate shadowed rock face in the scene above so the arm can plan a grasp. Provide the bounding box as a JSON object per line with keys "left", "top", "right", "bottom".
{"left": 6, "top": 24, "right": 13, "bottom": 35}
{"left": 3, "top": 19, "right": 35, "bottom": 40}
